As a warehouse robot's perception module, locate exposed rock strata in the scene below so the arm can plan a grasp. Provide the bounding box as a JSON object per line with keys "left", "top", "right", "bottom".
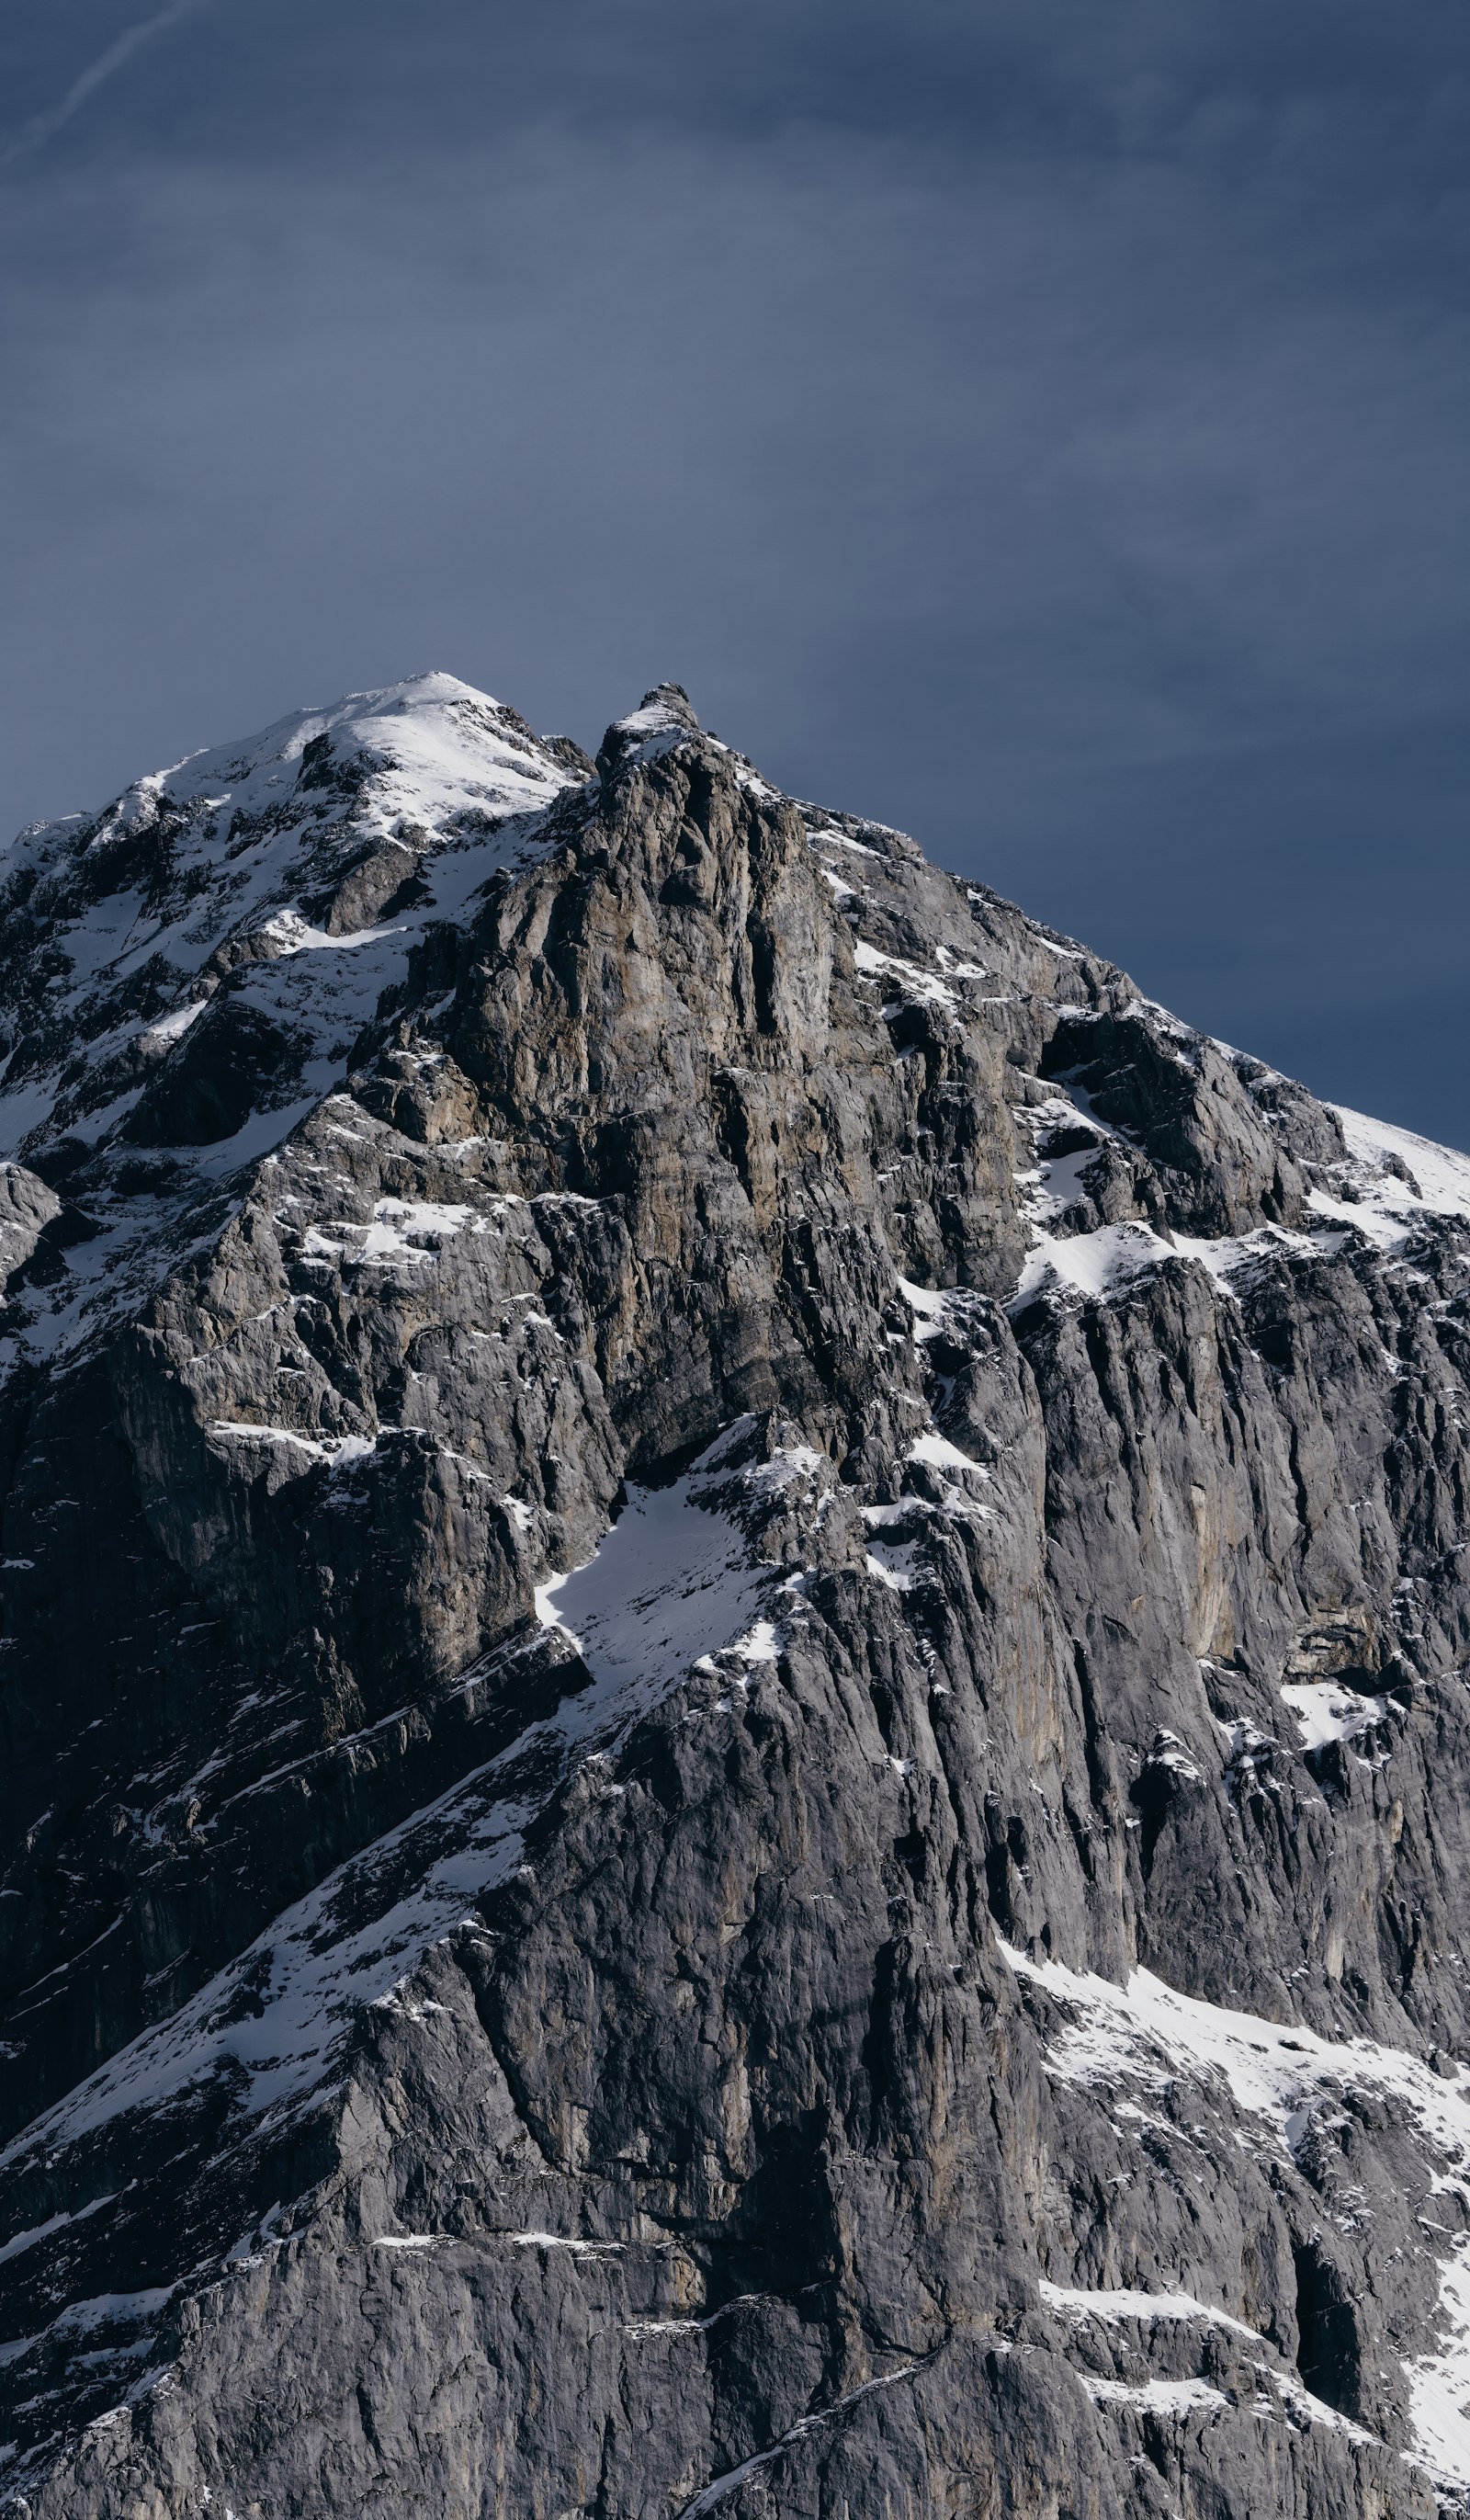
{"left": 0, "top": 676, "right": 1468, "bottom": 2514}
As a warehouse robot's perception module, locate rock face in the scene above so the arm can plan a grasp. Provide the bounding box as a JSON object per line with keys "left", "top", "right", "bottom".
{"left": 1, "top": 673, "right": 1469, "bottom": 2516}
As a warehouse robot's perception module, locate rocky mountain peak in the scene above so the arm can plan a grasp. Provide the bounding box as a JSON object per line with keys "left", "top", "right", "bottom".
{"left": 594, "top": 676, "right": 704, "bottom": 777}
{"left": 1, "top": 675, "right": 1469, "bottom": 2516}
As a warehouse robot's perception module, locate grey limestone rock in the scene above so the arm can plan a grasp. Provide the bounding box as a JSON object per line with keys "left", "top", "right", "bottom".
{"left": 0, "top": 1167, "right": 61, "bottom": 1289}
{"left": 0, "top": 674, "right": 1468, "bottom": 2515}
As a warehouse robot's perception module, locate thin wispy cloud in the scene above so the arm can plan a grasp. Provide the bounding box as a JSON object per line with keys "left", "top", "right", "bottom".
{"left": 0, "top": 0, "right": 211, "bottom": 170}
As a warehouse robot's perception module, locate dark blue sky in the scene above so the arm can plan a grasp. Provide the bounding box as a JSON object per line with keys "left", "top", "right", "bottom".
{"left": 3, "top": 2, "right": 1465, "bottom": 1142}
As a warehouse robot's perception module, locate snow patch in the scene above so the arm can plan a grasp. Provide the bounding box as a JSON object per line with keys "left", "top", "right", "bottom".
{"left": 535, "top": 1475, "right": 776, "bottom": 1706}
{"left": 1408, "top": 2237, "right": 1470, "bottom": 2485}
{"left": 1012, "top": 1222, "right": 1172, "bottom": 1307}
{"left": 865, "top": 1543, "right": 920, "bottom": 1592}
{"left": 1011, "top": 1219, "right": 1325, "bottom": 1313}
{"left": 1041, "top": 2279, "right": 1258, "bottom": 2342}
{"left": 853, "top": 939, "right": 958, "bottom": 1011}
{"left": 138, "top": 999, "right": 207, "bottom": 1049}
{"left": 897, "top": 1277, "right": 954, "bottom": 1342}
{"left": 1334, "top": 1107, "right": 1470, "bottom": 1223}
{"left": 510, "top": 2230, "right": 621, "bottom": 2256}
{"left": 1279, "top": 1679, "right": 1384, "bottom": 1754}
{"left": 907, "top": 1430, "right": 980, "bottom": 1472}
{"left": 1000, "top": 1943, "right": 1470, "bottom": 2170}
{"left": 1081, "top": 2375, "right": 1230, "bottom": 2415}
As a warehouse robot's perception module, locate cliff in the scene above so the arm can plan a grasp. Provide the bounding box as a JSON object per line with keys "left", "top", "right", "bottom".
{"left": 1, "top": 675, "right": 1468, "bottom": 2515}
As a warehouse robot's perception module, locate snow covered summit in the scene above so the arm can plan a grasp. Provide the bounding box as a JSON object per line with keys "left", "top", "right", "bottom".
{"left": 0, "top": 671, "right": 590, "bottom": 1168}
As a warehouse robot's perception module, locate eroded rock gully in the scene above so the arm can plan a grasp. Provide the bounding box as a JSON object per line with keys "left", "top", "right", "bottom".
{"left": 0, "top": 674, "right": 1468, "bottom": 2514}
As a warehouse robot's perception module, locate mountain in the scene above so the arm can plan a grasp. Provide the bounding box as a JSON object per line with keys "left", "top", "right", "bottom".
{"left": 1, "top": 673, "right": 1469, "bottom": 2517}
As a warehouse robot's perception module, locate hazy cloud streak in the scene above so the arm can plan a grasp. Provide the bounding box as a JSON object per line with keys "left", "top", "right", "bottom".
{"left": 0, "top": 0, "right": 211, "bottom": 169}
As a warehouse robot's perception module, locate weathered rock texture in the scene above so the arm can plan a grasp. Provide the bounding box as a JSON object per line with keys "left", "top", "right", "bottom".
{"left": 1, "top": 674, "right": 1469, "bottom": 2516}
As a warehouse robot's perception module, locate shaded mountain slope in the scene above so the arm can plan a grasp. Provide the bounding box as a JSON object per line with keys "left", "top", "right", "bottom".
{"left": 1, "top": 677, "right": 1468, "bottom": 2515}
